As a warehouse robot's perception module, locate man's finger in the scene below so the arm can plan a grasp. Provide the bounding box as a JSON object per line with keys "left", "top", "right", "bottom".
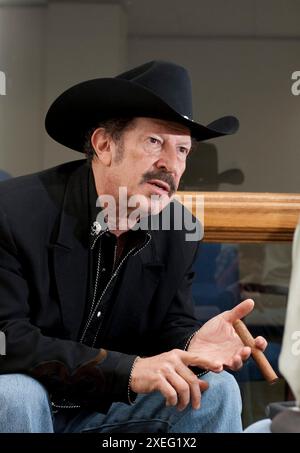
{"left": 239, "top": 346, "right": 252, "bottom": 361}
{"left": 158, "top": 376, "right": 178, "bottom": 407}
{"left": 254, "top": 336, "right": 268, "bottom": 351}
{"left": 199, "top": 379, "right": 209, "bottom": 393}
{"left": 175, "top": 364, "right": 203, "bottom": 410}
{"left": 227, "top": 354, "right": 243, "bottom": 370}
{"left": 180, "top": 350, "right": 223, "bottom": 372}
{"left": 165, "top": 371, "right": 191, "bottom": 411}
{"left": 224, "top": 299, "right": 255, "bottom": 323}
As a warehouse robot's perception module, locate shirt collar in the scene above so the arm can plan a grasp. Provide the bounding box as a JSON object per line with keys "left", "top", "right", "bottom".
{"left": 88, "top": 165, "right": 149, "bottom": 242}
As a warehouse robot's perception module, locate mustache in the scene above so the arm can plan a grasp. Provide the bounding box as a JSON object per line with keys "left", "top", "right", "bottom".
{"left": 141, "top": 170, "right": 177, "bottom": 195}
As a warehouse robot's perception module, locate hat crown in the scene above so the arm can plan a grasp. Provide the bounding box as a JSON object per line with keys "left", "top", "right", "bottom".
{"left": 45, "top": 60, "right": 239, "bottom": 152}
{"left": 116, "top": 61, "right": 193, "bottom": 119}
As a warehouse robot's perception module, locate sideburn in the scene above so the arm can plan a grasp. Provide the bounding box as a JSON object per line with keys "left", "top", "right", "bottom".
{"left": 113, "top": 139, "right": 125, "bottom": 165}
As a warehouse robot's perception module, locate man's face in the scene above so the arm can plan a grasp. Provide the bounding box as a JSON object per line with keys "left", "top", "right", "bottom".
{"left": 93, "top": 117, "right": 192, "bottom": 218}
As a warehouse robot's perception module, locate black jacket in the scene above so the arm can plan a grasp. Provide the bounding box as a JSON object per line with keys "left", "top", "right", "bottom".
{"left": 0, "top": 160, "right": 201, "bottom": 412}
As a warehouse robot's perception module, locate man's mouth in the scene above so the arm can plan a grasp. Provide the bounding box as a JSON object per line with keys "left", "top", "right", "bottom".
{"left": 146, "top": 179, "right": 171, "bottom": 195}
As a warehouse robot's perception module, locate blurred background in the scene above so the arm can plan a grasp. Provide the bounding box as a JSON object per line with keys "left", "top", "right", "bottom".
{"left": 0, "top": 0, "right": 299, "bottom": 428}
{"left": 0, "top": 0, "right": 299, "bottom": 192}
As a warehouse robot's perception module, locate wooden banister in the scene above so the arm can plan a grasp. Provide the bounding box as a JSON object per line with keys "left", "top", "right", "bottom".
{"left": 178, "top": 191, "right": 300, "bottom": 243}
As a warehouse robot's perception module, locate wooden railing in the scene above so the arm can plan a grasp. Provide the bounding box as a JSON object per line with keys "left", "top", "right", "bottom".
{"left": 179, "top": 192, "right": 300, "bottom": 243}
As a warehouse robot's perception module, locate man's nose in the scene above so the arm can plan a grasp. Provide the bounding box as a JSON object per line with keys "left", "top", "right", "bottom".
{"left": 155, "top": 145, "right": 178, "bottom": 175}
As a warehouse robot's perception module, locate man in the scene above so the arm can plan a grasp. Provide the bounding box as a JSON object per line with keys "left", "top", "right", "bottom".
{"left": 0, "top": 61, "right": 266, "bottom": 433}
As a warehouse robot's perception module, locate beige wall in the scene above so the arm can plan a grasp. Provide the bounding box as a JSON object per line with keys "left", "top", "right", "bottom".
{"left": 0, "top": 6, "right": 45, "bottom": 176}
{"left": 0, "top": 0, "right": 300, "bottom": 194}
{"left": 0, "top": 2, "right": 127, "bottom": 176}
{"left": 43, "top": 2, "right": 127, "bottom": 169}
{"left": 128, "top": 37, "right": 300, "bottom": 193}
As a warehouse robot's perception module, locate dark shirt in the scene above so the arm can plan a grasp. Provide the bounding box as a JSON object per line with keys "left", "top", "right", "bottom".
{"left": 79, "top": 167, "right": 148, "bottom": 348}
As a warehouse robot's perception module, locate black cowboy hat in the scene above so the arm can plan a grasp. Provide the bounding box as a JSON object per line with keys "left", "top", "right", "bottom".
{"left": 45, "top": 60, "right": 239, "bottom": 152}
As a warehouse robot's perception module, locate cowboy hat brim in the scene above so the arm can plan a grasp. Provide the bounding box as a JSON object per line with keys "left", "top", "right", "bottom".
{"left": 45, "top": 78, "right": 239, "bottom": 152}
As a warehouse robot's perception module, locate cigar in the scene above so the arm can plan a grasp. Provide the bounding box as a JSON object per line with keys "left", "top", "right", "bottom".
{"left": 233, "top": 319, "right": 279, "bottom": 384}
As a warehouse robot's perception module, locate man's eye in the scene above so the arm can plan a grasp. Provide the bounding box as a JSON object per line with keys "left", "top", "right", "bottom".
{"left": 179, "top": 147, "right": 189, "bottom": 155}
{"left": 148, "top": 137, "right": 161, "bottom": 145}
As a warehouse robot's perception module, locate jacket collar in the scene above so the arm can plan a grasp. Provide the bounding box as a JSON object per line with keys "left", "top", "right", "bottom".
{"left": 52, "top": 161, "right": 91, "bottom": 339}
{"left": 55, "top": 160, "right": 90, "bottom": 250}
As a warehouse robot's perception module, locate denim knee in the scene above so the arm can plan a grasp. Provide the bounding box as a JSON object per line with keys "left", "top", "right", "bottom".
{"left": 169, "top": 371, "right": 243, "bottom": 433}
{"left": 205, "top": 371, "right": 242, "bottom": 411}
{"left": 0, "top": 374, "right": 48, "bottom": 409}
{"left": 0, "top": 373, "right": 53, "bottom": 432}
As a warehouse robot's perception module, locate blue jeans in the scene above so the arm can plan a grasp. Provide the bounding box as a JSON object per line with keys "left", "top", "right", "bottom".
{"left": 0, "top": 371, "right": 242, "bottom": 433}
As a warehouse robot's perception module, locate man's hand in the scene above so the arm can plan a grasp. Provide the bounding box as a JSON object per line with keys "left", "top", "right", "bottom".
{"left": 130, "top": 349, "right": 218, "bottom": 411}
{"left": 130, "top": 300, "right": 267, "bottom": 412}
{"left": 188, "top": 299, "right": 268, "bottom": 371}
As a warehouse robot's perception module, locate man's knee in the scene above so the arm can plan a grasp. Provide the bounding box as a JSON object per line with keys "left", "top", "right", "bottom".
{"left": 0, "top": 373, "right": 50, "bottom": 413}
{"left": 0, "top": 373, "right": 53, "bottom": 432}
{"left": 203, "top": 371, "right": 242, "bottom": 410}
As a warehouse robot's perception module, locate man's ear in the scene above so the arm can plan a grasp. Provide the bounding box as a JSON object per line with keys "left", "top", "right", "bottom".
{"left": 91, "top": 128, "right": 112, "bottom": 166}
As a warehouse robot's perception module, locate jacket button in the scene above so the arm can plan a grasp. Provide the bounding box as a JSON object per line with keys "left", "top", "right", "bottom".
{"left": 97, "top": 311, "right": 101, "bottom": 318}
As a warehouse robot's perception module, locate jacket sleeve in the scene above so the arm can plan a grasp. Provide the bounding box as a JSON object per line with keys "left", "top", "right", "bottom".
{"left": 0, "top": 207, "right": 136, "bottom": 409}
{"left": 142, "top": 240, "right": 207, "bottom": 377}
{"left": 144, "top": 240, "right": 203, "bottom": 356}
